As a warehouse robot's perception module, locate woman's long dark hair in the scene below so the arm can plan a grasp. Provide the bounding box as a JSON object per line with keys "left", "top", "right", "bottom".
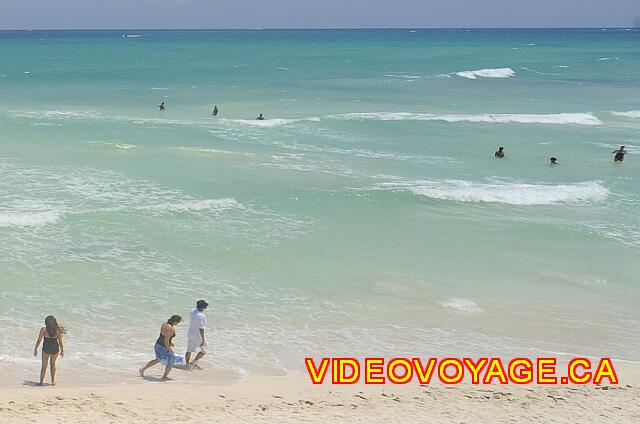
{"left": 167, "top": 315, "right": 182, "bottom": 325}
{"left": 44, "top": 315, "right": 63, "bottom": 337}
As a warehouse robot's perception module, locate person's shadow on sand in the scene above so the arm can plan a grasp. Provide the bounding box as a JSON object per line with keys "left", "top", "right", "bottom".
{"left": 23, "top": 380, "right": 49, "bottom": 387}
{"left": 142, "top": 376, "right": 173, "bottom": 382}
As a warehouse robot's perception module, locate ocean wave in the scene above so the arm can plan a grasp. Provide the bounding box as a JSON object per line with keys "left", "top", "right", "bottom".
{"left": 611, "top": 110, "right": 640, "bottom": 119}
{"left": 330, "top": 112, "right": 602, "bottom": 125}
{"left": 10, "top": 110, "right": 323, "bottom": 131}
{"left": 227, "top": 117, "right": 320, "bottom": 127}
{"left": 87, "top": 141, "right": 137, "bottom": 150}
{"left": 114, "top": 144, "right": 136, "bottom": 150}
{"left": 143, "top": 198, "right": 242, "bottom": 213}
{"left": 441, "top": 298, "right": 481, "bottom": 312}
{"left": 0, "top": 210, "right": 63, "bottom": 228}
{"left": 12, "top": 110, "right": 103, "bottom": 120}
{"left": 455, "top": 67, "right": 515, "bottom": 79}
{"left": 375, "top": 180, "right": 609, "bottom": 205}
{"left": 169, "top": 147, "right": 255, "bottom": 157}
{"left": 384, "top": 74, "right": 422, "bottom": 79}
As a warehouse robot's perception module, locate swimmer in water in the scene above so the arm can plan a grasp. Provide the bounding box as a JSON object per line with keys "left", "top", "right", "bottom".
{"left": 256, "top": 113, "right": 265, "bottom": 120}
{"left": 550, "top": 157, "right": 558, "bottom": 165}
{"left": 158, "top": 102, "right": 166, "bottom": 111}
{"left": 612, "top": 146, "right": 627, "bottom": 162}
{"left": 495, "top": 147, "right": 505, "bottom": 158}
{"left": 212, "top": 105, "right": 219, "bottom": 116}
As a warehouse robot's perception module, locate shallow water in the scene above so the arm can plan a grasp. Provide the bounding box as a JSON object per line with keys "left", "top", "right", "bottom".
{"left": 1, "top": 29, "right": 639, "bottom": 381}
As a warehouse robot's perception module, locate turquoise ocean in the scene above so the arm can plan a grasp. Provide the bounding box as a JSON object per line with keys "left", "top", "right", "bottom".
{"left": 1, "top": 29, "right": 639, "bottom": 382}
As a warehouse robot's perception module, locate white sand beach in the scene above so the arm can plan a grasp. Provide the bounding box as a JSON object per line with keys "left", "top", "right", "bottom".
{"left": 2, "top": 366, "right": 640, "bottom": 424}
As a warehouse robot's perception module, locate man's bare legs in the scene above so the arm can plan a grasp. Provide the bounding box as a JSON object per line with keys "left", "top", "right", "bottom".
{"left": 191, "top": 351, "right": 206, "bottom": 367}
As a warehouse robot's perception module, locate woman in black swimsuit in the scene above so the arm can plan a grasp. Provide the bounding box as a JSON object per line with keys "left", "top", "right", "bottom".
{"left": 139, "top": 315, "right": 182, "bottom": 381}
{"left": 34, "top": 315, "right": 65, "bottom": 386}
{"left": 613, "top": 146, "right": 627, "bottom": 163}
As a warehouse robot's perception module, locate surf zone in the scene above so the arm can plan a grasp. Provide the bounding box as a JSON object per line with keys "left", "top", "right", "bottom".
{"left": 304, "top": 357, "right": 618, "bottom": 385}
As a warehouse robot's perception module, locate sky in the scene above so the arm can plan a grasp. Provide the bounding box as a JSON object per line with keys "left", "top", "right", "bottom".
{"left": 0, "top": 0, "right": 639, "bottom": 29}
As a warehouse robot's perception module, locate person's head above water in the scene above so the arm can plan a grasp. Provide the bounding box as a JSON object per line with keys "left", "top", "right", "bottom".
{"left": 498, "top": 147, "right": 504, "bottom": 151}
{"left": 196, "top": 299, "right": 209, "bottom": 311}
{"left": 550, "top": 157, "right": 558, "bottom": 164}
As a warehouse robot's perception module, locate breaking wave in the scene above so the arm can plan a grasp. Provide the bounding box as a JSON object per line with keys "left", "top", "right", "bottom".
{"left": 455, "top": 67, "right": 515, "bottom": 79}
{"left": 0, "top": 210, "right": 63, "bottom": 228}
{"left": 375, "top": 180, "right": 609, "bottom": 205}
{"left": 330, "top": 112, "right": 602, "bottom": 125}
{"left": 611, "top": 110, "right": 640, "bottom": 119}
{"left": 143, "top": 198, "right": 242, "bottom": 213}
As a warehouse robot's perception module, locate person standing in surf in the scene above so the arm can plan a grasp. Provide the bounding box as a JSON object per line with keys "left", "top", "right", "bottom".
{"left": 34, "top": 315, "right": 65, "bottom": 386}
{"left": 139, "top": 315, "right": 181, "bottom": 381}
{"left": 613, "top": 146, "right": 627, "bottom": 162}
{"left": 256, "top": 113, "right": 265, "bottom": 120}
{"left": 212, "top": 105, "right": 219, "bottom": 116}
{"left": 158, "top": 101, "right": 166, "bottom": 111}
{"left": 185, "top": 300, "right": 208, "bottom": 368}
{"left": 495, "top": 147, "right": 505, "bottom": 158}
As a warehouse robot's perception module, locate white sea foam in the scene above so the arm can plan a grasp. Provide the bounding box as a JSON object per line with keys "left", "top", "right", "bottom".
{"left": 611, "top": 110, "right": 640, "bottom": 119}
{"left": 330, "top": 112, "right": 602, "bottom": 125}
{"left": 0, "top": 210, "right": 63, "bottom": 227}
{"left": 455, "top": 67, "right": 515, "bottom": 79}
{"left": 441, "top": 298, "right": 481, "bottom": 312}
{"left": 228, "top": 117, "right": 320, "bottom": 127}
{"left": 31, "top": 122, "right": 63, "bottom": 127}
{"left": 11, "top": 110, "right": 103, "bottom": 120}
{"left": 11, "top": 109, "right": 324, "bottom": 131}
{"left": 144, "top": 198, "right": 241, "bottom": 213}
{"left": 169, "top": 147, "right": 255, "bottom": 157}
{"left": 87, "top": 141, "right": 136, "bottom": 150}
{"left": 375, "top": 180, "right": 609, "bottom": 205}
{"left": 384, "top": 74, "right": 421, "bottom": 79}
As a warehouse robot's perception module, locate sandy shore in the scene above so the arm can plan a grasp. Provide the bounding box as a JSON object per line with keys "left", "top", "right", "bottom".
{"left": 2, "top": 366, "right": 640, "bottom": 424}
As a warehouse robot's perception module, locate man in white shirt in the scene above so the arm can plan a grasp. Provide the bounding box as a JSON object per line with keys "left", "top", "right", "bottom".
{"left": 185, "top": 299, "right": 208, "bottom": 368}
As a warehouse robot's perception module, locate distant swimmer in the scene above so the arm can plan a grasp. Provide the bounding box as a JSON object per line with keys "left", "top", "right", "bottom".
{"left": 550, "top": 157, "right": 558, "bottom": 165}
{"left": 256, "top": 113, "right": 265, "bottom": 120}
{"left": 612, "top": 146, "right": 627, "bottom": 162}
{"left": 495, "top": 147, "right": 505, "bottom": 158}
{"left": 212, "top": 105, "right": 219, "bottom": 116}
{"left": 158, "top": 102, "right": 166, "bottom": 111}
